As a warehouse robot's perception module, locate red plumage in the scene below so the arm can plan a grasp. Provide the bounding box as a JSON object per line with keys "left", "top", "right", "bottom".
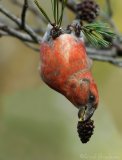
{"left": 40, "top": 32, "right": 98, "bottom": 119}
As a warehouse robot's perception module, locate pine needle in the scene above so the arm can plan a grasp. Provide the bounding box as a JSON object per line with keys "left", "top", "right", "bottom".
{"left": 34, "top": 0, "right": 67, "bottom": 27}
{"left": 53, "top": 0, "right": 57, "bottom": 23}
{"left": 82, "top": 22, "right": 116, "bottom": 48}
{"left": 58, "top": 0, "right": 67, "bottom": 27}
{"left": 56, "top": 0, "right": 59, "bottom": 24}
{"left": 34, "top": 0, "right": 52, "bottom": 24}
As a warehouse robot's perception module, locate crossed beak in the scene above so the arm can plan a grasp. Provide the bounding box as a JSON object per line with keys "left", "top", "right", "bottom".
{"left": 78, "top": 104, "right": 96, "bottom": 121}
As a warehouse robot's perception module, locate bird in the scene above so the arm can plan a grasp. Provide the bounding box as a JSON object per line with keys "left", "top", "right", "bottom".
{"left": 40, "top": 25, "right": 99, "bottom": 121}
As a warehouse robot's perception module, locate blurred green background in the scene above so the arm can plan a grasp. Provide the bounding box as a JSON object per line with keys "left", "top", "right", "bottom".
{"left": 0, "top": 0, "right": 122, "bottom": 160}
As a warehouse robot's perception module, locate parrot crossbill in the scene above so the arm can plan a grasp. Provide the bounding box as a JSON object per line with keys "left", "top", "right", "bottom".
{"left": 40, "top": 25, "right": 99, "bottom": 121}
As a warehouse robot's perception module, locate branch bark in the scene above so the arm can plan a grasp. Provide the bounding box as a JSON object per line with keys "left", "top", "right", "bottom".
{"left": 21, "top": 0, "right": 28, "bottom": 29}
{"left": 0, "top": 23, "right": 36, "bottom": 42}
{"left": 0, "top": 5, "right": 42, "bottom": 43}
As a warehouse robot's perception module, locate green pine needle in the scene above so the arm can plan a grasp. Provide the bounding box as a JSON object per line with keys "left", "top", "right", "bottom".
{"left": 52, "top": 0, "right": 67, "bottom": 26}
{"left": 56, "top": 0, "right": 59, "bottom": 24}
{"left": 82, "top": 22, "right": 115, "bottom": 48}
{"left": 53, "top": 0, "right": 57, "bottom": 23}
{"left": 34, "top": 1, "right": 113, "bottom": 48}
{"left": 58, "top": 0, "right": 67, "bottom": 27}
{"left": 51, "top": 0, "right": 54, "bottom": 17}
{"left": 34, "top": 0, "right": 67, "bottom": 27}
{"left": 34, "top": 0, "right": 52, "bottom": 24}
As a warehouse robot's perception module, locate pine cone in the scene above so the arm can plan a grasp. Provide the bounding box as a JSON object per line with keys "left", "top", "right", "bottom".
{"left": 76, "top": 0, "right": 100, "bottom": 23}
{"left": 77, "top": 119, "right": 94, "bottom": 143}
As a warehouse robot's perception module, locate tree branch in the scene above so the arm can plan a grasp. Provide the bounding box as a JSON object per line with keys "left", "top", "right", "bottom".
{"left": 0, "top": 23, "right": 36, "bottom": 42}
{"left": 11, "top": 0, "right": 47, "bottom": 24}
{"left": 89, "top": 54, "right": 122, "bottom": 67}
{"left": 86, "top": 47, "right": 116, "bottom": 57}
{"left": 0, "top": 5, "right": 42, "bottom": 43}
{"left": 21, "top": 0, "right": 28, "bottom": 29}
{"left": 24, "top": 42, "right": 40, "bottom": 52}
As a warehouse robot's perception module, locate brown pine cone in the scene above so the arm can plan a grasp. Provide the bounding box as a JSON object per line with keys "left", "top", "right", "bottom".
{"left": 77, "top": 119, "right": 95, "bottom": 143}
{"left": 76, "top": 0, "right": 100, "bottom": 23}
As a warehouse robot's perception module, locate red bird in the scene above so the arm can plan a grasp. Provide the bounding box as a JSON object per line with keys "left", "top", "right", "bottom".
{"left": 40, "top": 27, "right": 99, "bottom": 121}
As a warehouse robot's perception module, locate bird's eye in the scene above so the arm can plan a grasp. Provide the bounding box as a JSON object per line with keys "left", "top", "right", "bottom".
{"left": 89, "top": 93, "right": 95, "bottom": 103}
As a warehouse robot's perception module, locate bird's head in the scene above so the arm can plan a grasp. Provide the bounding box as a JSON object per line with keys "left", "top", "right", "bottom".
{"left": 77, "top": 76, "right": 99, "bottom": 121}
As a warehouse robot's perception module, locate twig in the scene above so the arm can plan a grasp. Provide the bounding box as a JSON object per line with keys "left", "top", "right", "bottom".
{"left": 0, "top": 23, "right": 36, "bottom": 42}
{"left": 24, "top": 42, "right": 40, "bottom": 52}
{"left": 86, "top": 47, "right": 116, "bottom": 57}
{"left": 0, "top": 30, "right": 8, "bottom": 37}
{"left": 21, "top": 0, "right": 28, "bottom": 29}
{"left": 0, "top": 5, "right": 42, "bottom": 43}
{"left": 89, "top": 54, "right": 122, "bottom": 67}
{"left": 11, "top": 0, "right": 47, "bottom": 24}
